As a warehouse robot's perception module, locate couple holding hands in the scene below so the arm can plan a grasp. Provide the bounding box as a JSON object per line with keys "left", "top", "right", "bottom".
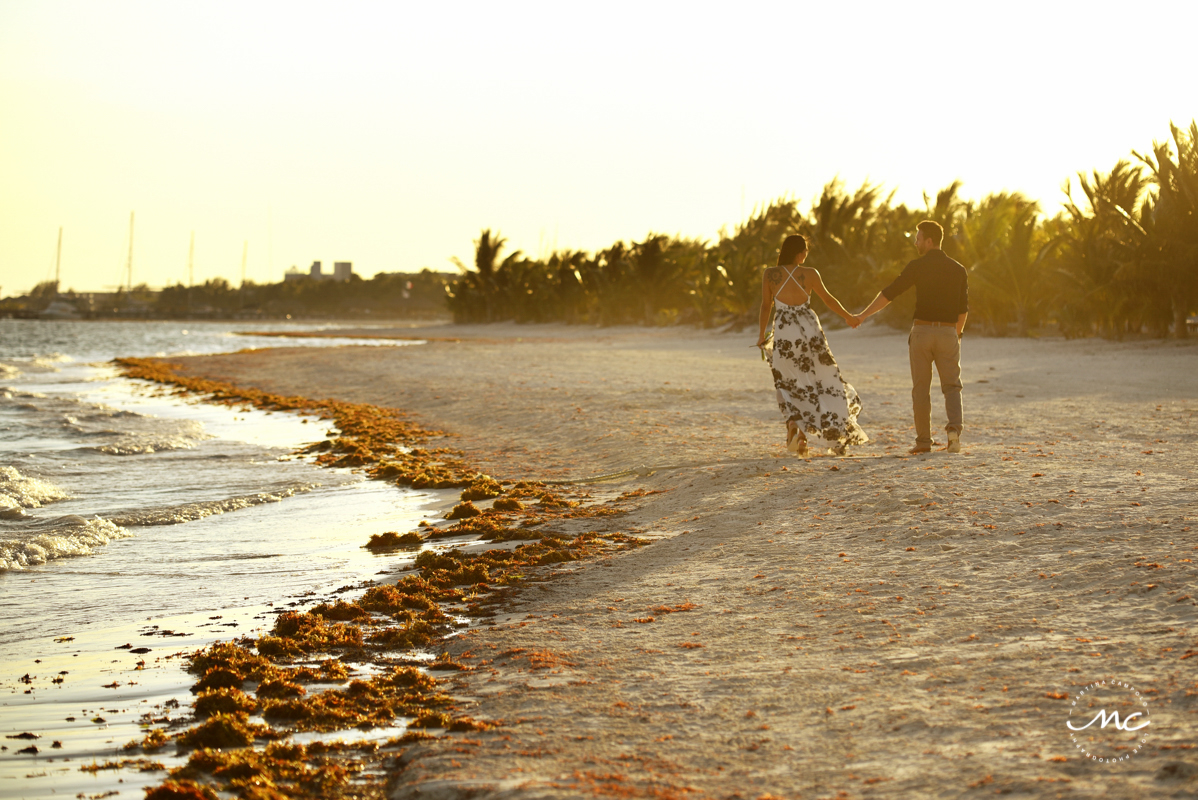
{"left": 755, "top": 221, "right": 968, "bottom": 457}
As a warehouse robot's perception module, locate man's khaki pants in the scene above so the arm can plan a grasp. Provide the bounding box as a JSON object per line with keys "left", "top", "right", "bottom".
{"left": 909, "top": 325, "right": 963, "bottom": 446}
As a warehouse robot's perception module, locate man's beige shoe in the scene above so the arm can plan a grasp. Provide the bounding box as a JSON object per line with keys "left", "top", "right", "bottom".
{"left": 946, "top": 430, "right": 961, "bottom": 453}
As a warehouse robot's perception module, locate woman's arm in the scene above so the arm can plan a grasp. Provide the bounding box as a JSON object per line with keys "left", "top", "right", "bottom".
{"left": 806, "top": 269, "right": 858, "bottom": 327}
{"left": 757, "top": 267, "right": 777, "bottom": 346}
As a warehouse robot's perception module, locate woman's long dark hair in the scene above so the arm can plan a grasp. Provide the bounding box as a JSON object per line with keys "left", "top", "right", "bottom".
{"left": 777, "top": 234, "right": 808, "bottom": 266}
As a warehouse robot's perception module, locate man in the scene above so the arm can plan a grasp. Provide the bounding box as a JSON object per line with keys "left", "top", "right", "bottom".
{"left": 855, "top": 220, "right": 968, "bottom": 454}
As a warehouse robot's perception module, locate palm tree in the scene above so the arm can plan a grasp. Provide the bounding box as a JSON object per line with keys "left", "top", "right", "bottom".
{"left": 958, "top": 193, "right": 1055, "bottom": 335}
{"left": 1055, "top": 161, "right": 1152, "bottom": 337}
{"left": 447, "top": 229, "right": 515, "bottom": 323}
{"left": 716, "top": 198, "right": 804, "bottom": 327}
{"left": 1135, "top": 121, "right": 1198, "bottom": 337}
{"left": 806, "top": 179, "right": 915, "bottom": 313}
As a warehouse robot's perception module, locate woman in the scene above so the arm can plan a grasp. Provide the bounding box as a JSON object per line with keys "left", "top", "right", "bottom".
{"left": 756, "top": 234, "right": 868, "bottom": 455}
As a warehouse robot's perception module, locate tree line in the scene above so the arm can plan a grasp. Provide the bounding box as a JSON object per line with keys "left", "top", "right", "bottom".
{"left": 447, "top": 122, "right": 1198, "bottom": 338}
{"left": 6, "top": 270, "right": 454, "bottom": 320}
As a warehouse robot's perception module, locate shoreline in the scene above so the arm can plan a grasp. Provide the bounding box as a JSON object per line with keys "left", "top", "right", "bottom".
{"left": 10, "top": 321, "right": 1195, "bottom": 798}
{"left": 8, "top": 355, "right": 652, "bottom": 799}
{"left": 158, "top": 321, "right": 1198, "bottom": 798}
{"left": 0, "top": 368, "right": 459, "bottom": 800}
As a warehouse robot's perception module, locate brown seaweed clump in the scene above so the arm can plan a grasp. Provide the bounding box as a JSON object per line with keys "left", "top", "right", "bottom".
{"left": 309, "top": 600, "right": 371, "bottom": 622}
{"left": 408, "top": 710, "right": 495, "bottom": 732}
{"left": 357, "top": 584, "right": 436, "bottom": 615}
{"left": 445, "top": 501, "right": 481, "bottom": 520}
{"left": 190, "top": 642, "right": 271, "bottom": 678}
{"left": 255, "top": 678, "right": 306, "bottom": 700}
{"left": 368, "top": 620, "right": 438, "bottom": 649}
{"left": 177, "top": 713, "right": 272, "bottom": 751}
{"left": 144, "top": 780, "right": 219, "bottom": 800}
{"left": 168, "top": 743, "right": 356, "bottom": 800}
{"left": 491, "top": 497, "right": 524, "bottom": 512}
{"left": 363, "top": 531, "right": 423, "bottom": 551}
{"left": 125, "top": 729, "right": 169, "bottom": 753}
{"left": 188, "top": 640, "right": 348, "bottom": 687}
{"left": 193, "top": 668, "right": 245, "bottom": 693}
{"left": 268, "top": 611, "right": 364, "bottom": 653}
{"left": 260, "top": 666, "right": 449, "bottom": 731}
{"left": 425, "top": 514, "right": 513, "bottom": 540}
{"left": 459, "top": 475, "right": 502, "bottom": 501}
{"left": 194, "top": 687, "right": 258, "bottom": 718}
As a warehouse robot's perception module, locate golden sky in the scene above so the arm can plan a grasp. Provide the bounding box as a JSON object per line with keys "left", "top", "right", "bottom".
{"left": 1, "top": 1, "right": 1193, "bottom": 295}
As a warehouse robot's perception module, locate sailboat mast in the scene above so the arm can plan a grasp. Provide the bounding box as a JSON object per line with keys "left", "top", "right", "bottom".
{"left": 125, "top": 212, "right": 135, "bottom": 292}
{"left": 187, "top": 231, "right": 195, "bottom": 315}
{"left": 55, "top": 227, "right": 63, "bottom": 292}
{"left": 240, "top": 241, "right": 248, "bottom": 286}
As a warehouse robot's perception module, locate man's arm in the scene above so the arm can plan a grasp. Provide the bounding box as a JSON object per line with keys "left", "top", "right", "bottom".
{"left": 958, "top": 270, "right": 969, "bottom": 336}
{"left": 858, "top": 260, "right": 915, "bottom": 322}
{"left": 857, "top": 291, "right": 891, "bottom": 321}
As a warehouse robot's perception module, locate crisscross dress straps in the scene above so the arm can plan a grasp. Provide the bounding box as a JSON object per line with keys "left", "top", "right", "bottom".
{"left": 777, "top": 267, "right": 809, "bottom": 302}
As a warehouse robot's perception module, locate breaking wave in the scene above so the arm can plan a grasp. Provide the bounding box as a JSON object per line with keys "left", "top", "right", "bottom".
{"left": 109, "top": 485, "right": 320, "bottom": 526}
{"left": 92, "top": 435, "right": 207, "bottom": 455}
{"left": 0, "top": 516, "right": 132, "bottom": 571}
{"left": 0, "top": 465, "right": 70, "bottom": 510}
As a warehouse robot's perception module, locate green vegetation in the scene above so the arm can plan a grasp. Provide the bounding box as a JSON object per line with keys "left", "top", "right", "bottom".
{"left": 155, "top": 270, "right": 452, "bottom": 319}
{"left": 448, "top": 122, "right": 1198, "bottom": 338}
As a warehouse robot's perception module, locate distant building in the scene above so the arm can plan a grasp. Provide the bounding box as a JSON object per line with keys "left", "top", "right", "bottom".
{"left": 284, "top": 260, "right": 355, "bottom": 283}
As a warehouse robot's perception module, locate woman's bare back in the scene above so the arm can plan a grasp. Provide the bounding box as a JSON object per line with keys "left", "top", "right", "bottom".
{"left": 764, "top": 265, "right": 812, "bottom": 306}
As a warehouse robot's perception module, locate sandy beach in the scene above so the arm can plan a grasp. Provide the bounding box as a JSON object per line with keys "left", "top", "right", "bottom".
{"left": 166, "top": 321, "right": 1198, "bottom": 798}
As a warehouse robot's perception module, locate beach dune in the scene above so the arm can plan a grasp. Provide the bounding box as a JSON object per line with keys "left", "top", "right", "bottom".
{"left": 173, "top": 322, "right": 1198, "bottom": 799}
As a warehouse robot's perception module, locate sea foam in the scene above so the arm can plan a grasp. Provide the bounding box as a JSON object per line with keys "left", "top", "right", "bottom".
{"left": 0, "top": 516, "right": 132, "bottom": 570}
{"left": 110, "top": 485, "right": 319, "bottom": 526}
{"left": 0, "top": 465, "right": 70, "bottom": 509}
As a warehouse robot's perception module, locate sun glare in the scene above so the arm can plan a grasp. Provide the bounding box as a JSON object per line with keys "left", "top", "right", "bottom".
{"left": 0, "top": 1, "right": 1193, "bottom": 295}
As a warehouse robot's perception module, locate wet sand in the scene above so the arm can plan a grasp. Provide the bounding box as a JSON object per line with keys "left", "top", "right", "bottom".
{"left": 170, "top": 322, "right": 1198, "bottom": 798}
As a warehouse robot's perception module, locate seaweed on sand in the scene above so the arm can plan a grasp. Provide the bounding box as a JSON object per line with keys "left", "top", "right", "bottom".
{"left": 260, "top": 666, "right": 449, "bottom": 731}
{"left": 267, "top": 611, "right": 364, "bottom": 653}
{"left": 148, "top": 516, "right": 646, "bottom": 797}
{"left": 491, "top": 496, "right": 524, "bottom": 511}
{"left": 445, "top": 500, "right": 482, "bottom": 519}
{"left": 177, "top": 713, "right": 274, "bottom": 750}
{"left": 119, "top": 360, "right": 650, "bottom": 798}
{"left": 363, "top": 531, "right": 423, "bottom": 550}
{"left": 459, "top": 475, "right": 503, "bottom": 501}
{"left": 144, "top": 781, "right": 219, "bottom": 800}
{"left": 194, "top": 687, "right": 258, "bottom": 718}
{"left": 168, "top": 743, "right": 355, "bottom": 800}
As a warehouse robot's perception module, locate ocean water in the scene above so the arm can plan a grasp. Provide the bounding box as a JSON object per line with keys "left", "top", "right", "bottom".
{"left": 0, "top": 319, "right": 448, "bottom": 798}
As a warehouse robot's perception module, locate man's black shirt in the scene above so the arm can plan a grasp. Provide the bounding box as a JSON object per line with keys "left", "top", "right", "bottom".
{"left": 881, "top": 249, "right": 969, "bottom": 323}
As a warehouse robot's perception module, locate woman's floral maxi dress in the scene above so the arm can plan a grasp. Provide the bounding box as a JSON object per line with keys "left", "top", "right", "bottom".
{"left": 767, "top": 297, "right": 868, "bottom": 447}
